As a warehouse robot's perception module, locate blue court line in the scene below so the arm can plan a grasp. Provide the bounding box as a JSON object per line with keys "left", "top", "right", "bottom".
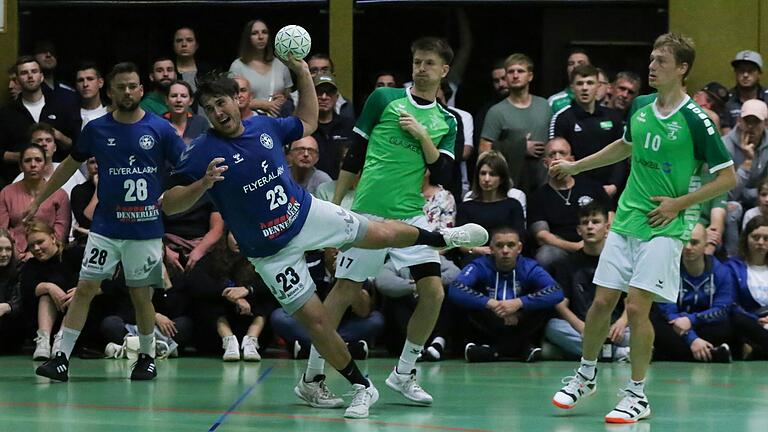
{"left": 208, "top": 366, "right": 274, "bottom": 431}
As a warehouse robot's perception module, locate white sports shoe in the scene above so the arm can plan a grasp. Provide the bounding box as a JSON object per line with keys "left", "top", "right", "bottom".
{"left": 241, "top": 336, "right": 261, "bottom": 362}
{"left": 605, "top": 389, "right": 651, "bottom": 423}
{"left": 552, "top": 369, "right": 597, "bottom": 409}
{"left": 33, "top": 330, "right": 51, "bottom": 361}
{"left": 222, "top": 335, "right": 240, "bottom": 361}
{"left": 294, "top": 374, "right": 345, "bottom": 408}
{"left": 344, "top": 380, "right": 379, "bottom": 419}
{"left": 385, "top": 368, "right": 433, "bottom": 405}
{"left": 105, "top": 342, "right": 127, "bottom": 359}
{"left": 441, "top": 223, "right": 489, "bottom": 249}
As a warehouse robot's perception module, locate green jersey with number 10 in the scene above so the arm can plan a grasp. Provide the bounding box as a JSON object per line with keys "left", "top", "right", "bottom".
{"left": 614, "top": 94, "right": 733, "bottom": 242}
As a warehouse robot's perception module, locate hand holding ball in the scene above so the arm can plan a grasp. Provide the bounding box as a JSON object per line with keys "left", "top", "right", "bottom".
{"left": 274, "top": 25, "right": 312, "bottom": 60}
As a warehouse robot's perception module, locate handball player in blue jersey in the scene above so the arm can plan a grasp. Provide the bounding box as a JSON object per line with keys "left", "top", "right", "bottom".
{"left": 162, "top": 54, "right": 487, "bottom": 419}
{"left": 28, "top": 62, "right": 186, "bottom": 382}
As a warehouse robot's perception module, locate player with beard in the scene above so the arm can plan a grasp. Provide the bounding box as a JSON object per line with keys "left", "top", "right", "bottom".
{"left": 140, "top": 57, "right": 177, "bottom": 115}
{"left": 28, "top": 62, "right": 186, "bottom": 382}
{"left": 162, "top": 52, "right": 486, "bottom": 418}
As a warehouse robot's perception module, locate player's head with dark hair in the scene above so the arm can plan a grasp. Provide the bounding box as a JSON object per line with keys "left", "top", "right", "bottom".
{"left": 576, "top": 201, "right": 611, "bottom": 246}
{"left": 106, "top": 62, "right": 143, "bottom": 113}
{"left": 411, "top": 37, "right": 454, "bottom": 65}
{"left": 14, "top": 56, "right": 43, "bottom": 94}
{"left": 653, "top": 33, "right": 696, "bottom": 80}
{"left": 196, "top": 72, "right": 243, "bottom": 137}
{"left": 570, "top": 64, "right": 599, "bottom": 84}
{"left": 106, "top": 62, "right": 140, "bottom": 85}
{"left": 471, "top": 150, "right": 512, "bottom": 201}
{"left": 239, "top": 19, "right": 274, "bottom": 62}
{"left": 196, "top": 72, "right": 238, "bottom": 103}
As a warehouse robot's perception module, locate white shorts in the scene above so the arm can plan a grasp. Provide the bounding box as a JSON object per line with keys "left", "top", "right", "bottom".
{"left": 335, "top": 213, "right": 440, "bottom": 283}
{"left": 593, "top": 231, "right": 683, "bottom": 303}
{"left": 248, "top": 198, "right": 367, "bottom": 315}
{"left": 80, "top": 232, "right": 164, "bottom": 288}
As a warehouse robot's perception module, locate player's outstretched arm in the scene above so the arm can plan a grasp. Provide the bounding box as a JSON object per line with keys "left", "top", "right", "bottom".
{"left": 550, "top": 138, "right": 631, "bottom": 180}
{"left": 162, "top": 158, "right": 227, "bottom": 215}
{"left": 282, "top": 54, "right": 318, "bottom": 137}
{"left": 24, "top": 156, "right": 81, "bottom": 222}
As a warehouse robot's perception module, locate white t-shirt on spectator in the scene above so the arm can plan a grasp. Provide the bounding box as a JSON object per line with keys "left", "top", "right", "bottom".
{"left": 81, "top": 105, "right": 108, "bottom": 129}
{"left": 23, "top": 95, "right": 46, "bottom": 122}
{"left": 747, "top": 264, "right": 768, "bottom": 307}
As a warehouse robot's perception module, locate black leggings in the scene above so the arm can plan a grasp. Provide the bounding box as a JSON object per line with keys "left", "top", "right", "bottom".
{"left": 651, "top": 310, "right": 732, "bottom": 361}
{"left": 731, "top": 312, "right": 768, "bottom": 358}
{"left": 466, "top": 309, "right": 549, "bottom": 357}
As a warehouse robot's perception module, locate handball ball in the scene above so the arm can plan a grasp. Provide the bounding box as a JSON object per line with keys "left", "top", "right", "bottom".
{"left": 274, "top": 25, "right": 312, "bottom": 60}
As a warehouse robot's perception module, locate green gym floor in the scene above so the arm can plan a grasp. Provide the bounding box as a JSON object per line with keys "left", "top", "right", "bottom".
{"left": 0, "top": 357, "right": 766, "bottom": 432}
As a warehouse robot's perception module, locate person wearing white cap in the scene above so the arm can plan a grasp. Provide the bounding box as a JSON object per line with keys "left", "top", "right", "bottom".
{"left": 722, "top": 50, "right": 768, "bottom": 133}
{"left": 723, "top": 98, "right": 768, "bottom": 255}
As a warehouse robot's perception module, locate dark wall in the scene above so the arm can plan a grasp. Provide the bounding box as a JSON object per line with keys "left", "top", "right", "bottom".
{"left": 18, "top": 1, "right": 666, "bottom": 114}
{"left": 18, "top": 2, "right": 329, "bottom": 87}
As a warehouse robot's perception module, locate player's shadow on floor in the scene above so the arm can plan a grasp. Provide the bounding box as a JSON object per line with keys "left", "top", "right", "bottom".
{"left": 31, "top": 376, "right": 113, "bottom": 384}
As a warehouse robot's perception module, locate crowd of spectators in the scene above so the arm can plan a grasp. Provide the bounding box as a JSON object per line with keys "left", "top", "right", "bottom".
{"left": 1, "top": 20, "right": 767, "bottom": 366}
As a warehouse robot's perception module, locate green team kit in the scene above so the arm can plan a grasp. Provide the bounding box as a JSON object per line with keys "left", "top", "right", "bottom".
{"left": 352, "top": 87, "right": 457, "bottom": 219}
{"left": 614, "top": 94, "right": 733, "bottom": 242}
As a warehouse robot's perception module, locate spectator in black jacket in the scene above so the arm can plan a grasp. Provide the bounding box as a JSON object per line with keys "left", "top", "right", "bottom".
{"left": 0, "top": 56, "right": 80, "bottom": 183}
{"left": 549, "top": 64, "right": 626, "bottom": 198}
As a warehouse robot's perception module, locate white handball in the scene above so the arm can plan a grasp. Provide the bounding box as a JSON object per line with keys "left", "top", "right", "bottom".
{"left": 274, "top": 25, "right": 312, "bottom": 60}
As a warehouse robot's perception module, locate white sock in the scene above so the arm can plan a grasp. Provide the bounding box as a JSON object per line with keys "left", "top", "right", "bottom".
{"left": 139, "top": 333, "right": 154, "bottom": 356}
{"left": 397, "top": 340, "right": 423, "bottom": 374}
{"left": 627, "top": 379, "right": 645, "bottom": 396}
{"left": 578, "top": 357, "right": 597, "bottom": 380}
{"left": 305, "top": 345, "right": 325, "bottom": 381}
{"left": 59, "top": 327, "right": 81, "bottom": 359}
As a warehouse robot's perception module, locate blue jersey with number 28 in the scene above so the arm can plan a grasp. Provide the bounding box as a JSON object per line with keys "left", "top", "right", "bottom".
{"left": 72, "top": 112, "right": 185, "bottom": 240}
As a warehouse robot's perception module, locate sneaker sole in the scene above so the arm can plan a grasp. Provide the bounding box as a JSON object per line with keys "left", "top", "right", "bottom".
{"left": 384, "top": 376, "right": 433, "bottom": 405}
{"left": 551, "top": 385, "right": 597, "bottom": 410}
{"left": 222, "top": 355, "right": 240, "bottom": 362}
{"left": 293, "top": 386, "right": 344, "bottom": 409}
{"left": 35, "top": 369, "right": 68, "bottom": 382}
{"left": 242, "top": 355, "right": 261, "bottom": 362}
{"left": 605, "top": 407, "right": 651, "bottom": 424}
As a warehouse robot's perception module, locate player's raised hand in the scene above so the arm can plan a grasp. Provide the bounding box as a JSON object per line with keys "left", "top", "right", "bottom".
{"left": 203, "top": 157, "right": 228, "bottom": 188}
{"left": 548, "top": 159, "right": 579, "bottom": 181}
{"left": 648, "top": 196, "right": 682, "bottom": 227}
{"left": 279, "top": 53, "right": 308, "bottom": 74}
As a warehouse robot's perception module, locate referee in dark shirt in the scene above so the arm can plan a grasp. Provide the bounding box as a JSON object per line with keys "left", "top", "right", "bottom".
{"left": 549, "top": 64, "right": 626, "bottom": 199}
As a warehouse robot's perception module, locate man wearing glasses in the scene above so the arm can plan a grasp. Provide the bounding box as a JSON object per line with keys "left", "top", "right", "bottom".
{"left": 288, "top": 135, "right": 332, "bottom": 195}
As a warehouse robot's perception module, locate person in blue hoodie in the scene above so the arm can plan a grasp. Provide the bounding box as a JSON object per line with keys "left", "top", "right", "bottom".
{"left": 726, "top": 215, "right": 768, "bottom": 359}
{"left": 449, "top": 226, "right": 563, "bottom": 362}
{"left": 651, "top": 224, "right": 733, "bottom": 362}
